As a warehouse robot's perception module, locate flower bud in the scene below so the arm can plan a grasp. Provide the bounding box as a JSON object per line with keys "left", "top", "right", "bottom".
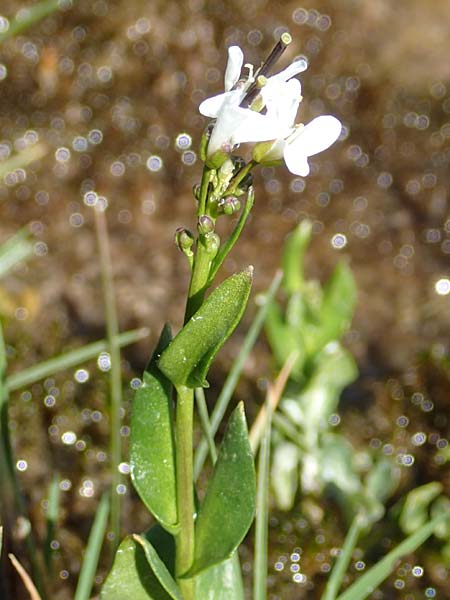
{"left": 198, "top": 215, "right": 215, "bottom": 235}
{"left": 199, "top": 123, "right": 214, "bottom": 162}
{"left": 192, "top": 183, "right": 201, "bottom": 201}
{"left": 175, "top": 227, "right": 194, "bottom": 254}
{"left": 219, "top": 196, "right": 241, "bottom": 215}
{"left": 204, "top": 232, "right": 220, "bottom": 256}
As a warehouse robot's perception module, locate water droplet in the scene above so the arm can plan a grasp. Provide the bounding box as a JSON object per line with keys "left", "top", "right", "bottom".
{"left": 146, "top": 155, "right": 163, "bottom": 172}
{"left": 74, "top": 368, "right": 89, "bottom": 383}
{"left": 331, "top": 233, "right": 347, "bottom": 249}
{"left": 61, "top": 431, "right": 77, "bottom": 445}
{"left": 16, "top": 459, "right": 28, "bottom": 471}
{"left": 435, "top": 278, "right": 450, "bottom": 295}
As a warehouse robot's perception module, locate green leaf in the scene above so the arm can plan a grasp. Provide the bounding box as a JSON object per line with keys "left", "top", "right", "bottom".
{"left": 131, "top": 325, "right": 178, "bottom": 533}
{"left": 101, "top": 535, "right": 182, "bottom": 600}
{"left": 271, "top": 442, "right": 300, "bottom": 511}
{"left": 158, "top": 270, "right": 253, "bottom": 388}
{"left": 264, "top": 300, "right": 304, "bottom": 380}
{"left": 313, "top": 261, "right": 356, "bottom": 352}
{"left": 186, "top": 402, "right": 256, "bottom": 577}
{"left": 193, "top": 554, "right": 245, "bottom": 599}
{"left": 399, "top": 482, "right": 443, "bottom": 534}
{"left": 282, "top": 220, "right": 312, "bottom": 294}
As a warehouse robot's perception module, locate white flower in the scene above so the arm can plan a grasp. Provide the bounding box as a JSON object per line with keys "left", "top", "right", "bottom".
{"left": 252, "top": 79, "right": 343, "bottom": 176}
{"left": 199, "top": 45, "right": 307, "bottom": 158}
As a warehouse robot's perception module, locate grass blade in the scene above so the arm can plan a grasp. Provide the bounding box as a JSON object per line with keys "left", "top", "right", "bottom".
{"left": 194, "top": 270, "right": 282, "bottom": 480}
{"left": 337, "top": 515, "right": 444, "bottom": 600}
{"left": 8, "top": 553, "right": 42, "bottom": 600}
{"left": 253, "top": 388, "right": 272, "bottom": 600}
{"left": 5, "top": 327, "right": 149, "bottom": 392}
{"left": 0, "top": 228, "right": 34, "bottom": 279}
{"left": 94, "top": 208, "right": 122, "bottom": 548}
{"left": 74, "top": 493, "right": 110, "bottom": 600}
{"left": 321, "top": 514, "right": 364, "bottom": 600}
{"left": 44, "top": 474, "right": 60, "bottom": 571}
{"left": 0, "top": 1, "right": 61, "bottom": 44}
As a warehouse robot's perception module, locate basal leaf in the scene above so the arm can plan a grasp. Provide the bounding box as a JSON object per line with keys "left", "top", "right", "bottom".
{"left": 158, "top": 270, "right": 253, "bottom": 388}
{"left": 131, "top": 325, "right": 178, "bottom": 532}
{"left": 185, "top": 402, "right": 255, "bottom": 577}
{"left": 282, "top": 220, "right": 312, "bottom": 294}
{"left": 100, "top": 535, "right": 180, "bottom": 600}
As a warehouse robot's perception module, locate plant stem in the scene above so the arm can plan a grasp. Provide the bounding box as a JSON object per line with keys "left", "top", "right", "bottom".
{"left": 95, "top": 209, "right": 122, "bottom": 551}
{"left": 224, "top": 160, "right": 256, "bottom": 196}
{"left": 185, "top": 237, "right": 213, "bottom": 322}
{"left": 175, "top": 385, "right": 195, "bottom": 580}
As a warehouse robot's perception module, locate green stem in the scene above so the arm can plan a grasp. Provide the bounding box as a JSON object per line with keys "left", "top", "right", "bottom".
{"left": 322, "top": 513, "right": 364, "bottom": 600}
{"left": 95, "top": 209, "right": 122, "bottom": 551}
{"left": 175, "top": 385, "right": 195, "bottom": 579}
{"left": 224, "top": 160, "right": 256, "bottom": 196}
{"left": 185, "top": 238, "right": 213, "bottom": 323}
{"left": 208, "top": 187, "right": 254, "bottom": 285}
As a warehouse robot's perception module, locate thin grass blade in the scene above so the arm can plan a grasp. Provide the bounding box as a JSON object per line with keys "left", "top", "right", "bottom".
{"left": 253, "top": 388, "right": 272, "bottom": 600}
{"left": 74, "top": 493, "right": 110, "bottom": 600}
{"left": 0, "top": 1, "right": 61, "bottom": 44}
{"left": 336, "top": 514, "right": 444, "bottom": 600}
{"left": 321, "top": 513, "right": 364, "bottom": 600}
{"left": 44, "top": 473, "right": 60, "bottom": 571}
{"left": 6, "top": 327, "right": 149, "bottom": 392}
{"left": 0, "top": 229, "right": 34, "bottom": 279}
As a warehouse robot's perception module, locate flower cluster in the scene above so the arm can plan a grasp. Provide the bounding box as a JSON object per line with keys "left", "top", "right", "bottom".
{"left": 199, "top": 38, "right": 342, "bottom": 176}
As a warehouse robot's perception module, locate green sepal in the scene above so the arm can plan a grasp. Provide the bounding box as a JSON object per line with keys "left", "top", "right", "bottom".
{"left": 184, "top": 402, "right": 256, "bottom": 577}
{"left": 158, "top": 270, "right": 253, "bottom": 388}
{"left": 100, "top": 534, "right": 182, "bottom": 600}
{"left": 130, "top": 324, "right": 178, "bottom": 533}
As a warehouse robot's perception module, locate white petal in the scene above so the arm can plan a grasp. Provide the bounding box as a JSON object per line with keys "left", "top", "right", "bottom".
{"left": 283, "top": 144, "right": 310, "bottom": 176}
{"left": 207, "top": 104, "right": 251, "bottom": 155}
{"left": 199, "top": 90, "right": 241, "bottom": 118}
{"left": 263, "top": 78, "right": 301, "bottom": 131}
{"left": 224, "top": 46, "right": 244, "bottom": 91}
{"left": 268, "top": 58, "right": 308, "bottom": 85}
{"left": 289, "top": 115, "right": 342, "bottom": 157}
{"left": 231, "top": 111, "right": 289, "bottom": 145}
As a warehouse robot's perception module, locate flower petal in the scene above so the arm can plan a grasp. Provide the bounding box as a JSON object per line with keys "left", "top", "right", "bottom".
{"left": 263, "top": 78, "right": 301, "bottom": 131}
{"left": 199, "top": 90, "right": 241, "bottom": 118}
{"left": 231, "top": 110, "right": 289, "bottom": 145}
{"left": 268, "top": 58, "right": 308, "bottom": 85}
{"left": 283, "top": 143, "right": 310, "bottom": 176}
{"left": 290, "top": 115, "right": 342, "bottom": 157}
{"left": 224, "top": 46, "right": 244, "bottom": 91}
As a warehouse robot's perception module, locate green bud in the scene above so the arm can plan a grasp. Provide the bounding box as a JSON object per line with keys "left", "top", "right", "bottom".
{"left": 192, "top": 183, "right": 201, "bottom": 201}
{"left": 252, "top": 139, "right": 284, "bottom": 165}
{"left": 199, "top": 123, "right": 213, "bottom": 162}
{"left": 220, "top": 196, "right": 241, "bottom": 215}
{"left": 204, "top": 232, "right": 220, "bottom": 256}
{"left": 198, "top": 215, "right": 215, "bottom": 235}
{"left": 175, "top": 227, "right": 194, "bottom": 254}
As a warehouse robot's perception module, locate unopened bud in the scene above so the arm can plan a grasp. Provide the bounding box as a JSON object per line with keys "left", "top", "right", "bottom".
{"left": 192, "top": 183, "right": 201, "bottom": 201}
{"left": 198, "top": 215, "right": 215, "bottom": 235}
{"left": 220, "top": 196, "right": 241, "bottom": 215}
{"left": 175, "top": 227, "right": 194, "bottom": 253}
{"left": 204, "top": 232, "right": 220, "bottom": 256}
{"left": 199, "top": 123, "right": 214, "bottom": 162}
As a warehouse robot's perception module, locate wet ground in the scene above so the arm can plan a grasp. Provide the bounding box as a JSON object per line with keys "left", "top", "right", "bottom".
{"left": 0, "top": 0, "right": 449, "bottom": 598}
